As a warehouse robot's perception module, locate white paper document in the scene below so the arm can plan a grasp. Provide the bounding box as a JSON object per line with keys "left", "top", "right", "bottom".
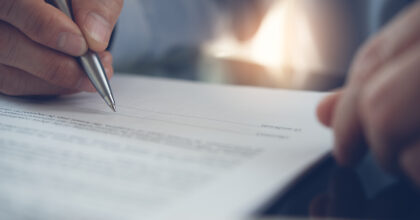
{"left": 0, "top": 74, "right": 332, "bottom": 220}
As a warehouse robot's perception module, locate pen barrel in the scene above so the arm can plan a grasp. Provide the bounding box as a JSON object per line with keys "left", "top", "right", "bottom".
{"left": 78, "top": 52, "right": 115, "bottom": 106}
{"left": 52, "top": 0, "right": 116, "bottom": 111}
{"left": 53, "top": 0, "right": 74, "bottom": 19}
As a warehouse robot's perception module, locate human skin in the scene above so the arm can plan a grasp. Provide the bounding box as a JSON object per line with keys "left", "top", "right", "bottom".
{"left": 0, "top": 0, "right": 123, "bottom": 95}
{"left": 317, "top": 1, "right": 420, "bottom": 187}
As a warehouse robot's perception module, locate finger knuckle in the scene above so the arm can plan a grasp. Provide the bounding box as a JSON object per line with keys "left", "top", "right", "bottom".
{"left": 23, "top": 11, "right": 56, "bottom": 43}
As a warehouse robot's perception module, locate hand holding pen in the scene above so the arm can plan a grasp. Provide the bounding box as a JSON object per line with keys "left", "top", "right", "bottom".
{"left": 0, "top": 0, "right": 123, "bottom": 100}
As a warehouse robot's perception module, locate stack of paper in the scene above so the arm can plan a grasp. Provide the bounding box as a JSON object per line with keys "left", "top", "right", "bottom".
{"left": 0, "top": 74, "right": 331, "bottom": 220}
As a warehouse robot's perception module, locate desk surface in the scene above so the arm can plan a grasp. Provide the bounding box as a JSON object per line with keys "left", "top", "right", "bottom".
{"left": 121, "top": 54, "right": 420, "bottom": 220}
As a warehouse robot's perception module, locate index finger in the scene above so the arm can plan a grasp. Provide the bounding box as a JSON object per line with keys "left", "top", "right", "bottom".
{"left": 0, "top": 0, "right": 87, "bottom": 56}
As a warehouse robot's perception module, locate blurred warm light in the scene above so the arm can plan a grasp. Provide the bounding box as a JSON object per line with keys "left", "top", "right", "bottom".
{"left": 248, "top": 1, "right": 286, "bottom": 71}
{"left": 204, "top": 0, "right": 322, "bottom": 85}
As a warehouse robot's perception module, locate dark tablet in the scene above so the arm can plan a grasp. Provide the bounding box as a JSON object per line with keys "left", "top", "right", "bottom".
{"left": 257, "top": 154, "right": 420, "bottom": 220}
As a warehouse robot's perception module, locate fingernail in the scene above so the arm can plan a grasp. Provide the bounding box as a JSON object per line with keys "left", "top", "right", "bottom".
{"left": 57, "top": 33, "right": 87, "bottom": 56}
{"left": 85, "top": 12, "right": 111, "bottom": 44}
{"left": 76, "top": 77, "right": 96, "bottom": 92}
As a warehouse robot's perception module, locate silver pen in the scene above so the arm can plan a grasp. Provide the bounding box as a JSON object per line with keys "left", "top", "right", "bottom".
{"left": 53, "top": 0, "right": 116, "bottom": 112}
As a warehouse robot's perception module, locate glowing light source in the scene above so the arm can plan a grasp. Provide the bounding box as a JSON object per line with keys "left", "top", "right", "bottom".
{"left": 248, "top": 1, "right": 286, "bottom": 70}
{"left": 204, "top": 0, "right": 321, "bottom": 82}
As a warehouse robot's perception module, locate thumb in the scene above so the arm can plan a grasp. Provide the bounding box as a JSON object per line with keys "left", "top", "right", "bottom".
{"left": 317, "top": 89, "right": 343, "bottom": 127}
{"left": 71, "top": 0, "right": 124, "bottom": 52}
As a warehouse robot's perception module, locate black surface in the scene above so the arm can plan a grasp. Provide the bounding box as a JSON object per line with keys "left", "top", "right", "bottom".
{"left": 258, "top": 155, "right": 420, "bottom": 220}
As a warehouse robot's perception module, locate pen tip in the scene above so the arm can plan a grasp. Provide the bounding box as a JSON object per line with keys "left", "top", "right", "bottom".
{"left": 103, "top": 94, "right": 116, "bottom": 112}
{"left": 111, "top": 103, "right": 116, "bottom": 112}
